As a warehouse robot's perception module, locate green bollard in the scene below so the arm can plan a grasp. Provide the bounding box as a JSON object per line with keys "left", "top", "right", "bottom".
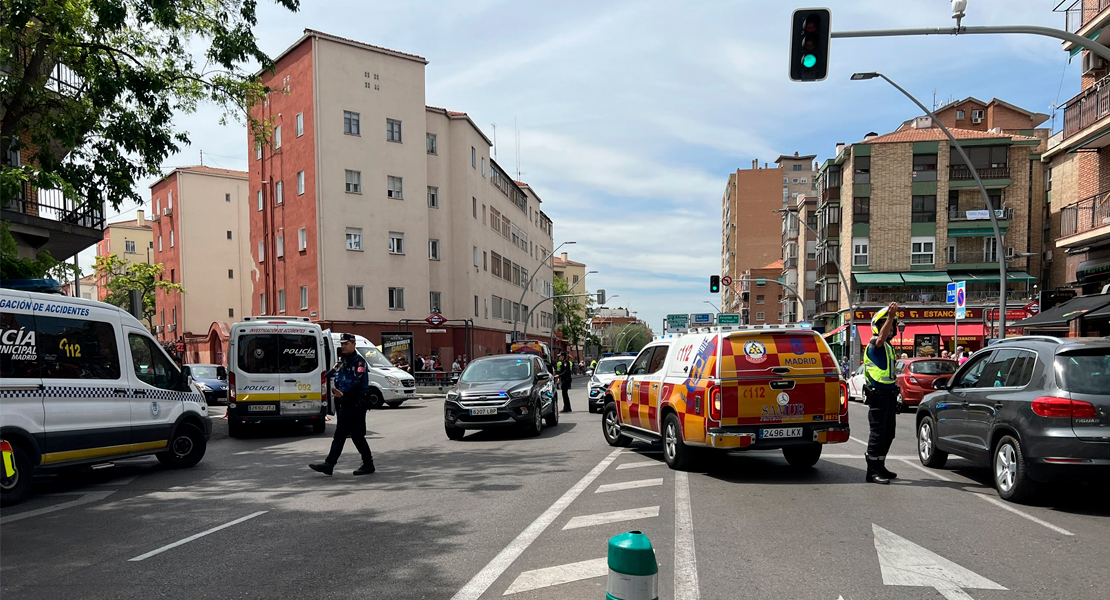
{"left": 606, "top": 530, "right": 659, "bottom": 600}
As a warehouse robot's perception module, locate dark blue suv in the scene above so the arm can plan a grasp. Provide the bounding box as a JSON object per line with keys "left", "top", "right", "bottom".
{"left": 916, "top": 336, "right": 1110, "bottom": 502}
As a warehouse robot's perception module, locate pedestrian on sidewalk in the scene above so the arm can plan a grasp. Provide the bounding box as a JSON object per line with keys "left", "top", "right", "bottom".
{"left": 555, "top": 351, "right": 573, "bottom": 412}
{"left": 863, "top": 303, "right": 900, "bottom": 485}
{"left": 310, "top": 333, "right": 375, "bottom": 476}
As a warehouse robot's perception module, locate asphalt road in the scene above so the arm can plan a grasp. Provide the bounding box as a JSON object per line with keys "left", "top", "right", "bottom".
{"left": 2, "top": 387, "right": 1109, "bottom": 600}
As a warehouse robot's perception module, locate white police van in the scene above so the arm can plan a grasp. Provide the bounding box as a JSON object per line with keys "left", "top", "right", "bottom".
{"left": 325, "top": 332, "right": 416, "bottom": 408}
{"left": 226, "top": 317, "right": 328, "bottom": 437}
{"left": 1, "top": 289, "right": 210, "bottom": 507}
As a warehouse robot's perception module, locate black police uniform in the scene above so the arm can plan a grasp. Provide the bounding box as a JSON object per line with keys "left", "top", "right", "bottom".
{"left": 864, "top": 339, "right": 899, "bottom": 483}
{"left": 311, "top": 343, "right": 375, "bottom": 475}
{"left": 555, "top": 357, "right": 572, "bottom": 412}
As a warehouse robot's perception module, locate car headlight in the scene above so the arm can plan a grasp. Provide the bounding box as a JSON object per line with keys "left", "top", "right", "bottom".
{"left": 590, "top": 375, "right": 600, "bottom": 385}
{"left": 446, "top": 391, "right": 460, "bottom": 402}
{"left": 509, "top": 387, "right": 531, "bottom": 398}
{"left": 195, "top": 381, "right": 211, "bottom": 391}
{"left": 386, "top": 376, "right": 400, "bottom": 387}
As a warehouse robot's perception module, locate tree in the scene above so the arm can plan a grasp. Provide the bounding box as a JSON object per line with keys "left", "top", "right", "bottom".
{"left": 617, "top": 324, "right": 653, "bottom": 353}
{"left": 553, "top": 276, "right": 593, "bottom": 361}
{"left": 94, "top": 253, "right": 182, "bottom": 328}
{"left": 1, "top": 0, "right": 299, "bottom": 217}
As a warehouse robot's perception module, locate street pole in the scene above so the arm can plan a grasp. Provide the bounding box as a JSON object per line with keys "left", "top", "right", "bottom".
{"left": 833, "top": 25, "right": 1110, "bottom": 62}
{"left": 851, "top": 72, "right": 1008, "bottom": 340}
{"left": 513, "top": 240, "right": 575, "bottom": 342}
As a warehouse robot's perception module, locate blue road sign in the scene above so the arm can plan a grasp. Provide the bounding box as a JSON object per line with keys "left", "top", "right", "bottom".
{"left": 955, "top": 281, "right": 967, "bottom": 320}
{"left": 946, "top": 282, "right": 957, "bottom": 304}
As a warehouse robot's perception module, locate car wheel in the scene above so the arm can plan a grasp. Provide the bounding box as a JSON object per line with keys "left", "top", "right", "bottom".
{"left": 1, "top": 440, "right": 34, "bottom": 507}
{"left": 368, "top": 390, "right": 385, "bottom": 410}
{"left": 445, "top": 424, "right": 465, "bottom": 441}
{"left": 917, "top": 416, "right": 948, "bottom": 468}
{"left": 602, "top": 403, "right": 632, "bottom": 447}
{"left": 662, "top": 413, "right": 695, "bottom": 471}
{"left": 782, "top": 444, "right": 822, "bottom": 468}
{"left": 544, "top": 399, "right": 560, "bottom": 427}
{"left": 156, "top": 424, "right": 206, "bottom": 469}
{"left": 387, "top": 401, "right": 403, "bottom": 408}
{"left": 994, "top": 435, "right": 1038, "bottom": 503}
{"left": 527, "top": 403, "right": 544, "bottom": 437}
{"left": 312, "top": 419, "right": 326, "bottom": 434}
{"left": 895, "top": 392, "right": 905, "bottom": 414}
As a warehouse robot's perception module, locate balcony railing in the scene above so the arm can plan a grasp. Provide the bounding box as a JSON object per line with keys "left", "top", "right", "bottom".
{"left": 1061, "top": 0, "right": 1110, "bottom": 33}
{"left": 1062, "top": 72, "right": 1110, "bottom": 139}
{"left": 948, "top": 250, "right": 1003, "bottom": 265}
{"left": 948, "top": 206, "right": 1013, "bottom": 221}
{"left": 1060, "top": 189, "right": 1110, "bottom": 237}
{"left": 817, "top": 300, "right": 839, "bottom": 315}
{"left": 1, "top": 185, "right": 105, "bottom": 230}
{"left": 949, "top": 165, "right": 1011, "bottom": 181}
{"left": 783, "top": 256, "right": 799, "bottom": 269}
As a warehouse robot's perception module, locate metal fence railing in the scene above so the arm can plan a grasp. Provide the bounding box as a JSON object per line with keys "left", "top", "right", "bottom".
{"left": 1060, "top": 189, "right": 1110, "bottom": 237}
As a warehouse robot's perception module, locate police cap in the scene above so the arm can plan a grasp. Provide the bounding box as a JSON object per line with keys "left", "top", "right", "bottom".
{"left": 340, "top": 333, "right": 357, "bottom": 343}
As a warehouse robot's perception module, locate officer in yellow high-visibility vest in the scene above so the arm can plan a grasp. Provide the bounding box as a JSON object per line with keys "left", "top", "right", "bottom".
{"left": 863, "top": 302, "right": 900, "bottom": 484}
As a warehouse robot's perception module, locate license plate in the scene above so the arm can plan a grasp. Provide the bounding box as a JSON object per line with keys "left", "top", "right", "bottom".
{"left": 248, "top": 404, "right": 276, "bottom": 412}
{"left": 470, "top": 408, "right": 497, "bottom": 416}
{"left": 759, "top": 427, "right": 802, "bottom": 439}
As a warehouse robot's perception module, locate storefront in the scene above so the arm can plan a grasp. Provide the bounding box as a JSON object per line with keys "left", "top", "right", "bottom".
{"left": 852, "top": 307, "right": 988, "bottom": 356}
{"left": 1013, "top": 292, "right": 1110, "bottom": 337}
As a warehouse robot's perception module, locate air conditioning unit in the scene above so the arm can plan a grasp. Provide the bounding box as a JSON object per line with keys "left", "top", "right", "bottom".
{"left": 1044, "top": 250, "right": 1053, "bottom": 262}
{"left": 153, "top": 325, "right": 161, "bottom": 333}
{"left": 971, "top": 116, "right": 983, "bottom": 124}
{"left": 162, "top": 207, "right": 172, "bottom": 216}
{"left": 1083, "top": 52, "right": 1109, "bottom": 76}
{"left": 151, "top": 212, "right": 160, "bottom": 221}
{"left": 168, "top": 323, "right": 176, "bottom": 332}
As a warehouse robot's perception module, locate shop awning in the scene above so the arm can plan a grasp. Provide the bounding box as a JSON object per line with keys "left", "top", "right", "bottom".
{"left": 1012, "top": 293, "right": 1110, "bottom": 328}
{"left": 854, "top": 273, "right": 906, "bottom": 286}
{"left": 1086, "top": 303, "right": 1110, "bottom": 319}
{"left": 858, "top": 323, "right": 946, "bottom": 348}
{"left": 901, "top": 272, "right": 953, "bottom": 284}
{"left": 935, "top": 323, "right": 987, "bottom": 341}
{"left": 950, "top": 271, "right": 1036, "bottom": 282}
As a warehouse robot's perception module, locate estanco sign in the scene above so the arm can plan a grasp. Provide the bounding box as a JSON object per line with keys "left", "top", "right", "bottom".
{"left": 853, "top": 307, "right": 985, "bottom": 321}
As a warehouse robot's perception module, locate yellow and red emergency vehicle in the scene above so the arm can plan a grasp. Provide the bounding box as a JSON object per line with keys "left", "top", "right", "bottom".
{"left": 600, "top": 324, "right": 849, "bottom": 469}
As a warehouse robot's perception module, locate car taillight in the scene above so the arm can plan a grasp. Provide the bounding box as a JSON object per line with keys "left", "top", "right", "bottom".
{"left": 228, "top": 372, "right": 236, "bottom": 401}
{"left": 1031, "top": 396, "right": 1097, "bottom": 419}
{"left": 839, "top": 381, "right": 849, "bottom": 414}
{"left": 709, "top": 386, "right": 722, "bottom": 421}
{"left": 909, "top": 376, "right": 919, "bottom": 384}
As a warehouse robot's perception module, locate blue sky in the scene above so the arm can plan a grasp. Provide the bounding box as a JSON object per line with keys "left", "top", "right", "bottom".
{"left": 89, "top": 0, "right": 1080, "bottom": 331}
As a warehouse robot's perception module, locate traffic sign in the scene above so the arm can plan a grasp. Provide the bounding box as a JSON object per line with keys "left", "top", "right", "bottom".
{"left": 955, "top": 281, "right": 967, "bottom": 320}
{"left": 721, "top": 275, "right": 733, "bottom": 287}
{"left": 946, "top": 282, "right": 957, "bottom": 304}
{"left": 690, "top": 313, "right": 714, "bottom": 325}
{"left": 426, "top": 328, "right": 447, "bottom": 334}
{"left": 717, "top": 313, "right": 741, "bottom": 325}
{"left": 665, "top": 313, "right": 689, "bottom": 333}
{"left": 425, "top": 312, "right": 447, "bottom": 326}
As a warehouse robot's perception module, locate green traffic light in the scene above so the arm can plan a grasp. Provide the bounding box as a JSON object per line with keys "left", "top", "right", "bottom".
{"left": 802, "top": 54, "right": 817, "bottom": 68}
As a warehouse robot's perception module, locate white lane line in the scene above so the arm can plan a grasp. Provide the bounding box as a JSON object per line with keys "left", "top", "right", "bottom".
{"left": 563, "top": 506, "right": 660, "bottom": 531}
{"left": 674, "top": 471, "right": 700, "bottom": 600}
{"left": 0, "top": 490, "right": 115, "bottom": 525}
{"left": 501, "top": 557, "right": 608, "bottom": 595}
{"left": 595, "top": 478, "right": 663, "bottom": 494}
{"left": 128, "top": 511, "right": 269, "bottom": 561}
{"left": 896, "top": 458, "right": 953, "bottom": 482}
{"left": 616, "top": 460, "right": 663, "bottom": 470}
{"left": 972, "top": 493, "right": 1074, "bottom": 536}
{"left": 849, "top": 436, "right": 868, "bottom": 446}
{"left": 449, "top": 449, "right": 623, "bottom": 600}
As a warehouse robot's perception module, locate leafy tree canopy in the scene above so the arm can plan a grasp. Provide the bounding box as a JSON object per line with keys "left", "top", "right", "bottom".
{"left": 94, "top": 253, "right": 182, "bottom": 328}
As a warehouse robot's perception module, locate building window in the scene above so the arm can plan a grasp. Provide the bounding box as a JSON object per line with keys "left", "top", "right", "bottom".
{"left": 956, "top": 109, "right": 965, "bottom": 120}
{"left": 429, "top": 291, "right": 441, "bottom": 313}
{"left": 347, "top": 285, "right": 364, "bottom": 309}
{"left": 853, "top": 237, "right": 869, "bottom": 266}
{"left": 483, "top": 251, "right": 487, "bottom": 271}
{"left": 473, "top": 197, "right": 477, "bottom": 219}
{"left": 475, "top": 295, "right": 479, "bottom": 318}
{"left": 951, "top": 145, "right": 1008, "bottom": 170}
{"left": 911, "top": 195, "right": 936, "bottom": 223}
{"left": 227, "top": 230, "right": 232, "bottom": 240}
{"left": 473, "top": 245, "right": 479, "bottom": 267}
{"left": 255, "top": 142, "right": 261, "bottom": 160}
{"left": 429, "top": 239, "right": 440, "bottom": 260}
{"left": 427, "top": 133, "right": 437, "bottom": 154}
{"left": 345, "top": 170, "right": 361, "bottom": 194}
{"left": 296, "top": 112, "right": 304, "bottom": 137}
{"left": 852, "top": 197, "right": 870, "bottom": 223}
{"left": 481, "top": 157, "right": 486, "bottom": 176}
{"left": 345, "top": 228, "right": 362, "bottom": 251}
{"left": 229, "top": 308, "right": 234, "bottom": 318}
{"left": 792, "top": 178, "right": 799, "bottom": 184}
{"left": 472, "top": 146, "right": 477, "bottom": 168}
{"left": 297, "top": 171, "right": 305, "bottom": 195}
{"left": 911, "top": 237, "right": 935, "bottom": 265}
{"left": 1047, "top": 167, "right": 1053, "bottom": 191}
{"left": 800, "top": 177, "right": 807, "bottom": 184}
{"left": 756, "top": 312, "right": 765, "bottom": 321}
{"left": 792, "top": 164, "right": 802, "bottom": 171}
{"left": 388, "top": 232, "right": 404, "bottom": 254}
{"left": 971, "top": 109, "right": 984, "bottom": 122}
{"left": 225, "top": 193, "right": 231, "bottom": 203}
{"left": 387, "top": 176, "right": 403, "bottom": 199}
{"left": 853, "top": 156, "right": 870, "bottom": 184}
{"left": 275, "top": 233, "right": 284, "bottom": 258}
{"left": 169, "top": 230, "right": 174, "bottom": 247}
{"left": 228, "top": 269, "right": 234, "bottom": 279}
{"left": 260, "top": 293, "right": 266, "bottom": 314}
{"left": 756, "top": 294, "right": 766, "bottom": 304}
{"left": 300, "top": 286, "right": 308, "bottom": 310}
{"left": 912, "top": 154, "right": 938, "bottom": 182}
{"left": 125, "top": 240, "right": 136, "bottom": 254}
{"left": 298, "top": 228, "right": 307, "bottom": 251}
{"left": 492, "top": 295, "right": 503, "bottom": 318}
{"left": 491, "top": 251, "right": 502, "bottom": 277}
{"left": 947, "top": 190, "right": 960, "bottom": 220}
{"left": 984, "top": 236, "right": 1000, "bottom": 262}
{"left": 258, "top": 240, "right": 264, "bottom": 262}
{"left": 344, "top": 111, "right": 360, "bottom": 135}
{"left": 273, "top": 125, "right": 281, "bottom": 149}
{"left": 257, "top": 189, "right": 263, "bottom": 211}
{"left": 277, "top": 289, "right": 286, "bottom": 313}
{"left": 427, "top": 186, "right": 439, "bottom": 208}
{"left": 387, "top": 118, "right": 402, "bottom": 142}
{"left": 388, "top": 287, "right": 405, "bottom": 310}
{"left": 158, "top": 236, "right": 162, "bottom": 251}
{"left": 948, "top": 239, "right": 958, "bottom": 263}
{"left": 275, "top": 180, "right": 284, "bottom": 205}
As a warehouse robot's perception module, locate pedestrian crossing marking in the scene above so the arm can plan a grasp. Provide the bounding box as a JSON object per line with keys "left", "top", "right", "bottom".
{"left": 595, "top": 478, "right": 663, "bottom": 494}
{"left": 563, "top": 506, "right": 660, "bottom": 530}
{"left": 502, "top": 557, "right": 608, "bottom": 595}
{"left": 616, "top": 460, "right": 663, "bottom": 470}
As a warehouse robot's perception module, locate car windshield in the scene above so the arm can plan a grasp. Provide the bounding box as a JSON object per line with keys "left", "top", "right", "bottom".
{"left": 595, "top": 360, "right": 629, "bottom": 375}
{"left": 909, "top": 360, "right": 957, "bottom": 375}
{"left": 1055, "top": 350, "right": 1110, "bottom": 395}
{"left": 237, "top": 333, "right": 319, "bottom": 374}
{"left": 189, "top": 366, "right": 218, "bottom": 379}
{"left": 356, "top": 345, "right": 394, "bottom": 368}
{"left": 460, "top": 358, "right": 533, "bottom": 382}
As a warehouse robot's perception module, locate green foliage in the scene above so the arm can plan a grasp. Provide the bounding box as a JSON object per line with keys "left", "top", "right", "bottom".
{"left": 597, "top": 323, "right": 652, "bottom": 354}
{"left": 1, "top": 0, "right": 300, "bottom": 213}
{"left": 553, "top": 275, "right": 593, "bottom": 353}
{"left": 0, "top": 221, "right": 78, "bottom": 281}
{"left": 94, "top": 253, "right": 182, "bottom": 327}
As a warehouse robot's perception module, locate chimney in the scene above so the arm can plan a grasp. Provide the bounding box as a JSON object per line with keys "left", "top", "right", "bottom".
{"left": 910, "top": 116, "right": 931, "bottom": 129}
{"left": 835, "top": 142, "right": 845, "bottom": 156}
{"left": 561, "top": 252, "right": 568, "bottom": 262}
{"left": 864, "top": 131, "right": 880, "bottom": 139}
{"left": 137, "top": 210, "right": 145, "bottom": 227}
{"left": 751, "top": 159, "right": 758, "bottom": 169}
{"left": 794, "top": 151, "right": 799, "bottom": 157}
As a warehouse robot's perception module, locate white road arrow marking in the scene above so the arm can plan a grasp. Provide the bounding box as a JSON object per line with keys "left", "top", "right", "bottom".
{"left": 0, "top": 490, "right": 116, "bottom": 525}
{"left": 595, "top": 478, "right": 663, "bottom": 493}
{"left": 872, "top": 524, "right": 1006, "bottom": 600}
{"left": 616, "top": 460, "right": 663, "bottom": 470}
{"left": 502, "top": 557, "right": 608, "bottom": 595}
{"left": 562, "top": 506, "right": 659, "bottom": 530}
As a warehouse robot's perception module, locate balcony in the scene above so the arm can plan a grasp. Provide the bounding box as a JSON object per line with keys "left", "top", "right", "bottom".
{"left": 1, "top": 184, "right": 105, "bottom": 262}
{"left": 783, "top": 256, "right": 799, "bottom": 269}
{"left": 1058, "top": 189, "right": 1110, "bottom": 248}
{"left": 1053, "top": 72, "right": 1110, "bottom": 155}
{"left": 817, "top": 299, "right": 840, "bottom": 315}
{"left": 1060, "top": 0, "right": 1110, "bottom": 36}
{"left": 948, "top": 206, "right": 1013, "bottom": 221}
{"left": 947, "top": 250, "right": 1004, "bottom": 270}
{"left": 949, "top": 165, "right": 1011, "bottom": 181}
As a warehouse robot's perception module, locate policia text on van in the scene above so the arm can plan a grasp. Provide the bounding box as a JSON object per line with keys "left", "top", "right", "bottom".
{"left": 1, "top": 290, "right": 211, "bottom": 507}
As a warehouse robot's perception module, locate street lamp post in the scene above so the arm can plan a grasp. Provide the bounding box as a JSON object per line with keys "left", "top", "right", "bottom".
{"left": 704, "top": 300, "right": 721, "bottom": 313}
{"left": 513, "top": 240, "right": 575, "bottom": 341}
{"left": 851, "top": 72, "right": 1009, "bottom": 339}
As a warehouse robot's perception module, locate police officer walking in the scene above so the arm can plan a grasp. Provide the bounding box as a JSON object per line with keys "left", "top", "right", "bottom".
{"left": 310, "top": 333, "right": 375, "bottom": 476}
{"left": 863, "top": 303, "right": 900, "bottom": 485}
{"left": 555, "top": 351, "right": 573, "bottom": 412}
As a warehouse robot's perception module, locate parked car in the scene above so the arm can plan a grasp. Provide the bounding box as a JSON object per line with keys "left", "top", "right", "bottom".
{"left": 894, "top": 357, "right": 957, "bottom": 409}
{"left": 846, "top": 364, "right": 867, "bottom": 402}
{"left": 915, "top": 336, "right": 1110, "bottom": 502}
{"left": 184, "top": 364, "right": 229, "bottom": 405}
{"left": 588, "top": 356, "right": 635, "bottom": 413}
{"left": 443, "top": 354, "right": 558, "bottom": 440}
{"left": 325, "top": 332, "right": 416, "bottom": 408}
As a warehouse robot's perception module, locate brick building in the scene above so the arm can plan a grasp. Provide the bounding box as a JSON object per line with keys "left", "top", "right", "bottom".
{"left": 740, "top": 260, "right": 785, "bottom": 325}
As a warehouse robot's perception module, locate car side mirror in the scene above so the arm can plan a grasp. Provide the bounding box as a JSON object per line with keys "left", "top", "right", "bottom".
{"left": 614, "top": 365, "right": 627, "bottom": 376}
{"left": 933, "top": 377, "right": 950, "bottom": 390}
{"left": 537, "top": 372, "right": 551, "bottom": 382}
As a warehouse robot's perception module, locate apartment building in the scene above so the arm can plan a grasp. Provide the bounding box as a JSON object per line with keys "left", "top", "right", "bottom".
{"left": 150, "top": 166, "right": 253, "bottom": 363}
{"left": 813, "top": 111, "right": 1047, "bottom": 358}
{"left": 93, "top": 210, "right": 153, "bottom": 301}
{"left": 248, "top": 29, "right": 555, "bottom": 362}
{"left": 553, "top": 251, "right": 589, "bottom": 308}
{"left": 740, "top": 261, "right": 785, "bottom": 325}
{"left": 780, "top": 194, "right": 818, "bottom": 323}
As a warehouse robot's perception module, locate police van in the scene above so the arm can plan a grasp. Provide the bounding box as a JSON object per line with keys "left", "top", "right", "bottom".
{"left": 226, "top": 317, "right": 328, "bottom": 437}
{"left": 1, "top": 289, "right": 210, "bottom": 507}
{"left": 600, "top": 324, "right": 849, "bottom": 470}
{"left": 325, "top": 332, "right": 415, "bottom": 408}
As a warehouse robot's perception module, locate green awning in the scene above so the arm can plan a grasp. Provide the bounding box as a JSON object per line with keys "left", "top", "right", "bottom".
{"left": 953, "top": 271, "right": 1036, "bottom": 282}
{"left": 1070, "top": 28, "right": 1101, "bottom": 58}
{"left": 947, "top": 226, "right": 1010, "bottom": 238}
{"left": 901, "top": 272, "right": 953, "bottom": 284}
{"left": 854, "top": 273, "right": 905, "bottom": 286}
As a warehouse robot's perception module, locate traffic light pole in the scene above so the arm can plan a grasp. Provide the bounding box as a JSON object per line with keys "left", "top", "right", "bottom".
{"left": 726, "top": 277, "right": 805, "bottom": 323}
{"left": 832, "top": 25, "right": 1110, "bottom": 62}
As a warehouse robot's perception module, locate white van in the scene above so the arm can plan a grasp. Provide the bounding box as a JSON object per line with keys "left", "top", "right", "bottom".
{"left": 226, "top": 317, "right": 328, "bottom": 437}
{"left": 1, "top": 289, "right": 210, "bottom": 507}
{"left": 326, "top": 332, "right": 416, "bottom": 408}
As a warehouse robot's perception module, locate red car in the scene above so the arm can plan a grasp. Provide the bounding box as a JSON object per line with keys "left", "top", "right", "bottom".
{"left": 894, "top": 357, "right": 959, "bottom": 409}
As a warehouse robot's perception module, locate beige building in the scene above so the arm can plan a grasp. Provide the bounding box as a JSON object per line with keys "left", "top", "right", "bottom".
{"left": 150, "top": 166, "right": 253, "bottom": 363}
{"left": 248, "top": 29, "right": 555, "bottom": 360}
{"left": 553, "top": 251, "right": 589, "bottom": 305}
{"left": 93, "top": 210, "right": 153, "bottom": 302}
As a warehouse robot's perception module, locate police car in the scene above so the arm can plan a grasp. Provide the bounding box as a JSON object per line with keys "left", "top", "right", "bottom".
{"left": 1, "top": 289, "right": 210, "bottom": 506}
